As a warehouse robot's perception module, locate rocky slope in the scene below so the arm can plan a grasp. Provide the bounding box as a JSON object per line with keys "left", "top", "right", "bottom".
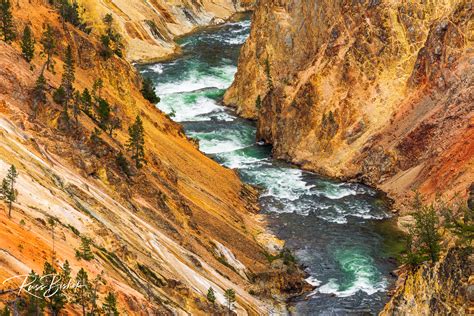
{"left": 224, "top": 0, "right": 474, "bottom": 209}
{"left": 381, "top": 247, "right": 473, "bottom": 315}
{"left": 78, "top": 0, "right": 254, "bottom": 62}
{"left": 0, "top": 0, "right": 307, "bottom": 314}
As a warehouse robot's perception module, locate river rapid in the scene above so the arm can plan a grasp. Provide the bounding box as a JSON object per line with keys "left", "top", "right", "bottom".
{"left": 138, "top": 15, "right": 403, "bottom": 315}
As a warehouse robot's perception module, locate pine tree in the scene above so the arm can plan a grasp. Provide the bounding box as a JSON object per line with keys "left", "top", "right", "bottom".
{"left": 224, "top": 288, "right": 236, "bottom": 313}
{"left": 127, "top": 115, "right": 146, "bottom": 169}
{"left": 206, "top": 287, "right": 216, "bottom": 305}
{"left": 25, "top": 270, "right": 45, "bottom": 315}
{"left": 60, "top": 44, "right": 75, "bottom": 115}
{"left": 73, "top": 268, "right": 92, "bottom": 316}
{"left": 75, "top": 236, "right": 94, "bottom": 261}
{"left": 116, "top": 151, "right": 130, "bottom": 176}
{"left": 102, "top": 292, "right": 119, "bottom": 316}
{"left": 42, "top": 262, "right": 67, "bottom": 316}
{"left": 264, "top": 57, "right": 273, "bottom": 89}
{"left": 1, "top": 164, "right": 18, "bottom": 217}
{"left": 81, "top": 88, "right": 92, "bottom": 117}
{"left": 20, "top": 25, "right": 35, "bottom": 62}
{"left": 140, "top": 77, "right": 160, "bottom": 104}
{"left": 96, "top": 97, "right": 110, "bottom": 130}
{"left": 40, "top": 25, "right": 57, "bottom": 73}
{"left": 32, "top": 73, "right": 47, "bottom": 118}
{"left": 0, "top": 0, "right": 15, "bottom": 43}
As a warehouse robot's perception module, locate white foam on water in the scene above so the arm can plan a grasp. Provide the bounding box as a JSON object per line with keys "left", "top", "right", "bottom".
{"left": 156, "top": 65, "right": 237, "bottom": 95}
{"left": 320, "top": 183, "right": 358, "bottom": 199}
{"left": 150, "top": 64, "right": 164, "bottom": 74}
{"left": 258, "top": 167, "right": 315, "bottom": 202}
{"left": 218, "top": 152, "right": 265, "bottom": 169}
{"left": 161, "top": 95, "right": 224, "bottom": 122}
{"left": 306, "top": 276, "right": 322, "bottom": 287}
{"left": 188, "top": 130, "right": 251, "bottom": 154}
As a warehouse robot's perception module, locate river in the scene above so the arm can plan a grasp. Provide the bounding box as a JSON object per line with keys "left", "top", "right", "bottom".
{"left": 138, "top": 15, "right": 403, "bottom": 315}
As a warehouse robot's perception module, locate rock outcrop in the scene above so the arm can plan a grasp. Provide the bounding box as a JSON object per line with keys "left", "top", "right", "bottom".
{"left": 78, "top": 0, "right": 254, "bottom": 62}
{"left": 0, "top": 0, "right": 302, "bottom": 314}
{"left": 224, "top": 0, "right": 474, "bottom": 208}
{"left": 381, "top": 247, "right": 473, "bottom": 315}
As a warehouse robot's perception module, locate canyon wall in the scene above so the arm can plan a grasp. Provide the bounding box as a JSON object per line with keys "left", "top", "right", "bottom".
{"left": 381, "top": 247, "right": 473, "bottom": 315}
{"left": 78, "top": 0, "right": 254, "bottom": 62}
{"left": 0, "top": 0, "right": 306, "bottom": 314}
{"left": 224, "top": 0, "right": 474, "bottom": 208}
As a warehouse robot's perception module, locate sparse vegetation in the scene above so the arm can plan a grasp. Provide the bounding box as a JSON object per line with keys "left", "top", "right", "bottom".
{"left": 102, "top": 292, "right": 119, "bottom": 315}
{"left": 141, "top": 77, "right": 160, "bottom": 104}
{"left": 1, "top": 164, "right": 18, "bottom": 217}
{"left": 0, "top": 0, "right": 15, "bottom": 43}
{"left": 40, "top": 24, "right": 57, "bottom": 73}
{"left": 127, "top": 115, "right": 146, "bottom": 169}
{"left": 75, "top": 236, "right": 95, "bottom": 261}
{"left": 100, "top": 13, "right": 123, "bottom": 59}
{"left": 206, "top": 287, "right": 216, "bottom": 304}
{"left": 20, "top": 25, "right": 35, "bottom": 62}
{"left": 255, "top": 95, "right": 262, "bottom": 111}
{"left": 264, "top": 57, "right": 272, "bottom": 89}
{"left": 224, "top": 288, "right": 236, "bottom": 313}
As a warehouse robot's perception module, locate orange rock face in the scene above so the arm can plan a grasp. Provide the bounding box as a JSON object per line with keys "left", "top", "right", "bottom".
{"left": 225, "top": 0, "right": 474, "bottom": 208}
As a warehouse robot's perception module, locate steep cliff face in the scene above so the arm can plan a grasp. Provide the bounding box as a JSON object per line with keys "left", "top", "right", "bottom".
{"left": 0, "top": 1, "right": 306, "bottom": 314}
{"left": 78, "top": 0, "right": 254, "bottom": 62}
{"left": 224, "top": 0, "right": 473, "bottom": 206}
{"left": 381, "top": 247, "right": 473, "bottom": 315}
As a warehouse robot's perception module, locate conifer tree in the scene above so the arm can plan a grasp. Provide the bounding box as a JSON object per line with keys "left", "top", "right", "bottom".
{"left": 75, "top": 236, "right": 94, "bottom": 261}
{"left": 20, "top": 25, "right": 35, "bottom": 62}
{"left": 127, "top": 115, "right": 146, "bottom": 169}
{"left": 140, "top": 77, "right": 160, "bottom": 104}
{"left": 96, "top": 98, "right": 110, "bottom": 130}
{"left": 42, "top": 262, "right": 67, "bottom": 316}
{"left": 73, "top": 268, "right": 92, "bottom": 316}
{"left": 0, "top": 0, "right": 15, "bottom": 43}
{"left": 206, "top": 287, "right": 216, "bottom": 305}
{"left": 25, "top": 270, "right": 45, "bottom": 315}
{"left": 102, "top": 292, "right": 119, "bottom": 316}
{"left": 224, "top": 288, "right": 236, "bottom": 313}
{"left": 81, "top": 88, "right": 92, "bottom": 116}
{"left": 40, "top": 25, "right": 57, "bottom": 73}
{"left": 1, "top": 164, "right": 18, "bottom": 217}
{"left": 32, "top": 73, "right": 47, "bottom": 118}
{"left": 60, "top": 44, "right": 75, "bottom": 114}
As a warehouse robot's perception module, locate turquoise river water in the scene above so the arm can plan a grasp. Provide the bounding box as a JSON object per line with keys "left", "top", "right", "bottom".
{"left": 138, "top": 16, "right": 403, "bottom": 316}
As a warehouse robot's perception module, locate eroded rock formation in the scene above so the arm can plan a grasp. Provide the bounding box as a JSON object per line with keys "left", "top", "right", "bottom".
{"left": 225, "top": 0, "right": 474, "bottom": 207}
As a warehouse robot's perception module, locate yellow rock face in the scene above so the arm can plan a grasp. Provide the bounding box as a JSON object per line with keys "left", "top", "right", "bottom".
{"left": 79, "top": 0, "right": 254, "bottom": 62}
{"left": 225, "top": 0, "right": 474, "bottom": 208}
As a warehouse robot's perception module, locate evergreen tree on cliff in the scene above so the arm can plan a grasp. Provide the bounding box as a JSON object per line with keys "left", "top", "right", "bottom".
{"left": 127, "top": 116, "right": 146, "bottom": 169}
{"left": 40, "top": 25, "right": 57, "bottom": 73}
{"left": 60, "top": 44, "right": 75, "bottom": 112}
{"left": 1, "top": 164, "right": 18, "bottom": 218}
{"left": 224, "top": 288, "right": 235, "bottom": 313}
{"left": 20, "top": 25, "right": 35, "bottom": 62}
{"left": 141, "top": 77, "right": 160, "bottom": 104}
{"left": 206, "top": 287, "right": 216, "bottom": 305}
{"left": 73, "top": 268, "right": 92, "bottom": 316}
{"left": 102, "top": 292, "right": 119, "bottom": 315}
{"left": 42, "top": 262, "right": 67, "bottom": 316}
{"left": 0, "top": 0, "right": 15, "bottom": 43}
